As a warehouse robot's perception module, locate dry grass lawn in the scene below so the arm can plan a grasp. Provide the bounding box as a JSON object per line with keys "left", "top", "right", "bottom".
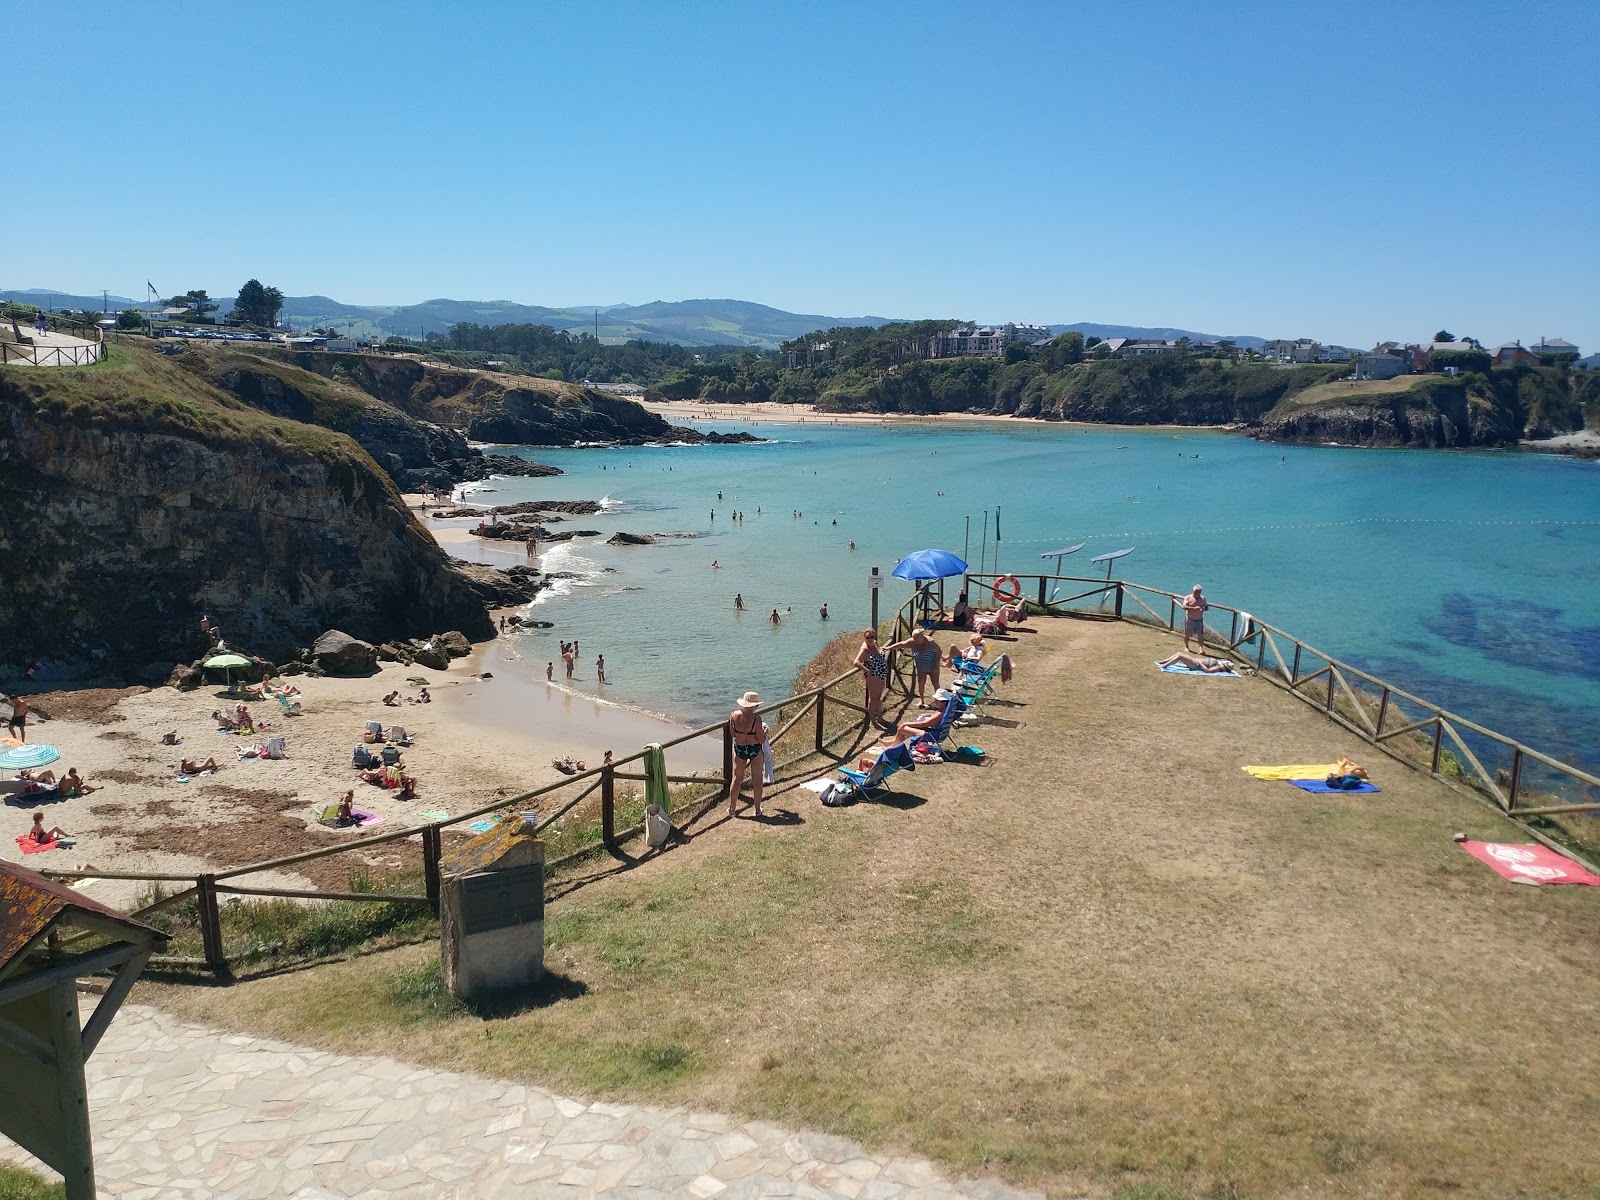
{"left": 1277, "top": 376, "right": 1417, "bottom": 411}
{"left": 144, "top": 619, "right": 1600, "bottom": 1200}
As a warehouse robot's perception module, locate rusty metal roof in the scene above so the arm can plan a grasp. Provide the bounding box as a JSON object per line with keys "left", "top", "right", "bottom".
{"left": 0, "top": 861, "right": 165, "bottom": 974}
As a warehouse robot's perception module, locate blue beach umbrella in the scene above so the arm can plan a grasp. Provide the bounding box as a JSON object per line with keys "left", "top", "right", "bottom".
{"left": 0, "top": 743, "right": 62, "bottom": 770}
{"left": 891, "top": 549, "right": 969, "bottom": 581}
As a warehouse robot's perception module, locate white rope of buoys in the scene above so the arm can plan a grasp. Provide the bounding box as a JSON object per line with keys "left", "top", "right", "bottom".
{"left": 1006, "top": 517, "right": 1600, "bottom": 542}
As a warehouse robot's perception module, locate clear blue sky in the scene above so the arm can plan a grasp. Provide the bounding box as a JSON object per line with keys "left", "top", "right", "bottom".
{"left": 6, "top": 1, "right": 1596, "bottom": 348}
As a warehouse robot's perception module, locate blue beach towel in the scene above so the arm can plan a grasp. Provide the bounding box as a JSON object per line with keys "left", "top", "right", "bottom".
{"left": 1288, "top": 779, "right": 1381, "bottom": 794}
{"left": 468, "top": 819, "right": 496, "bottom": 833}
{"left": 1157, "top": 662, "right": 1239, "bottom": 676}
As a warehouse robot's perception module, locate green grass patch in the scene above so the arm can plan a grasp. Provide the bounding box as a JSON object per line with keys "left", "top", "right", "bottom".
{"left": 0, "top": 1164, "right": 65, "bottom": 1200}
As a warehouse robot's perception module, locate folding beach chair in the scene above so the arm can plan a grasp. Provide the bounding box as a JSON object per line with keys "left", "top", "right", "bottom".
{"left": 908, "top": 692, "right": 970, "bottom": 752}
{"left": 387, "top": 725, "right": 412, "bottom": 746}
{"left": 832, "top": 741, "right": 916, "bottom": 803}
{"left": 364, "top": 720, "right": 384, "bottom": 743}
{"left": 274, "top": 691, "right": 302, "bottom": 715}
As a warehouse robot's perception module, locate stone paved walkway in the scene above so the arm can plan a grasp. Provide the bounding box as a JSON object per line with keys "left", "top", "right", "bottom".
{"left": 0, "top": 1004, "right": 1048, "bottom": 1199}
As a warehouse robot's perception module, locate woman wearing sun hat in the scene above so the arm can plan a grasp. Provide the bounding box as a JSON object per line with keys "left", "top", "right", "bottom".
{"left": 728, "top": 690, "right": 768, "bottom": 818}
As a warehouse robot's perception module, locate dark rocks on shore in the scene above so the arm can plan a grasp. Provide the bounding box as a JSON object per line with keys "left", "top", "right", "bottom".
{"left": 606, "top": 532, "right": 654, "bottom": 546}
{"left": 450, "top": 560, "right": 547, "bottom": 606}
{"left": 312, "top": 630, "right": 380, "bottom": 676}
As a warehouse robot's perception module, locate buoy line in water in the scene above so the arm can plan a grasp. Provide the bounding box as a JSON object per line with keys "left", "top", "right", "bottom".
{"left": 1008, "top": 516, "right": 1600, "bottom": 543}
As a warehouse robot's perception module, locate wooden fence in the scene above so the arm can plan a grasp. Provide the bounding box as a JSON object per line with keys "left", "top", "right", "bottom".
{"left": 932, "top": 573, "right": 1600, "bottom": 833}
{"left": 38, "top": 664, "right": 872, "bottom": 978}
{"left": 40, "top": 572, "right": 1597, "bottom": 975}
{"left": 0, "top": 328, "right": 106, "bottom": 366}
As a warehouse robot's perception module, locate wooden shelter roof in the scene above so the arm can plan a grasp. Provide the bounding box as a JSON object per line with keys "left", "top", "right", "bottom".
{"left": 0, "top": 861, "right": 163, "bottom": 974}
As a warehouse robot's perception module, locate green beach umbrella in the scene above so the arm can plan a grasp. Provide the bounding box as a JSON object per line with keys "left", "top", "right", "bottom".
{"left": 204, "top": 652, "right": 252, "bottom": 689}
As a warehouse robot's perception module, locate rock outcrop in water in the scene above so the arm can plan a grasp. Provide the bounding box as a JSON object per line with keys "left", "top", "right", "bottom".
{"left": 0, "top": 346, "right": 494, "bottom": 681}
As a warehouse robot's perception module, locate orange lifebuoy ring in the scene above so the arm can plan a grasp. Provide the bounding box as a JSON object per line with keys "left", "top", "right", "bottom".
{"left": 993, "top": 575, "right": 1022, "bottom": 603}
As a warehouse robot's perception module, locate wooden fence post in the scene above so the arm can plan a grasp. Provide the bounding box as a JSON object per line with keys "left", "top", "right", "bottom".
{"left": 1374, "top": 689, "right": 1390, "bottom": 740}
{"left": 601, "top": 758, "right": 616, "bottom": 848}
{"left": 1507, "top": 748, "right": 1524, "bottom": 812}
{"left": 814, "top": 689, "right": 826, "bottom": 752}
{"left": 1430, "top": 720, "right": 1444, "bottom": 773}
{"left": 1037, "top": 576, "right": 1047, "bottom": 607}
{"left": 1114, "top": 583, "right": 1124, "bottom": 618}
{"left": 422, "top": 824, "right": 442, "bottom": 914}
{"left": 195, "top": 873, "right": 227, "bottom": 980}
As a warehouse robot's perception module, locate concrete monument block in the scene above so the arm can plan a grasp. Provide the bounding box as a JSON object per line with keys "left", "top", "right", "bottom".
{"left": 439, "top": 816, "right": 544, "bottom": 1002}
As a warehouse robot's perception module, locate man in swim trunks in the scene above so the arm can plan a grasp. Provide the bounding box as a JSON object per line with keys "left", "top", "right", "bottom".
{"left": 7, "top": 695, "right": 28, "bottom": 742}
{"left": 1181, "top": 584, "right": 1209, "bottom": 652}
{"left": 728, "top": 690, "right": 767, "bottom": 818}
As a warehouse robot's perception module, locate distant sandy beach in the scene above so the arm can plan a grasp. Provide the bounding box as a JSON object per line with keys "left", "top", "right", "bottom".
{"left": 1, "top": 640, "right": 717, "bottom": 906}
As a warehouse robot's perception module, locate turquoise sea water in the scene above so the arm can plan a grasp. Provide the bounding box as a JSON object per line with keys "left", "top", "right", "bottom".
{"left": 444, "top": 419, "right": 1600, "bottom": 776}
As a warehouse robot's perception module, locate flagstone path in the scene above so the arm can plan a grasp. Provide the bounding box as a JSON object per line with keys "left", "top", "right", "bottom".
{"left": 0, "top": 1003, "right": 1051, "bottom": 1199}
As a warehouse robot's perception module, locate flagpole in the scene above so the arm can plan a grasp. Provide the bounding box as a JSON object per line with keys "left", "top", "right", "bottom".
{"left": 979, "top": 511, "right": 989, "bottom": 580}
{"left": 963, "top": 515, "right": 970, "bottom": 567}
{"left": 994, "top": 505, "right": 1002, "bottom": 576}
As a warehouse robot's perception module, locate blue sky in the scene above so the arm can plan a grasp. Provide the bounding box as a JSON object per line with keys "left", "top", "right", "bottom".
{"left": 6, "top": 1, "right": 1596, "bottom": 348}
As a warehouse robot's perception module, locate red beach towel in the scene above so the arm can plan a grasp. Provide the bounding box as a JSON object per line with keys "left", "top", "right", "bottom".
{"left": 1459, "top": 841, "right": 1600, "bottom": 886}
{"left": 15, "top": 833, "right": 57, "bottom": 854}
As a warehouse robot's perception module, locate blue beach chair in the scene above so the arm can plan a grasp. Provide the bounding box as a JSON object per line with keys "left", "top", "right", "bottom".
{"left": 833, "top": 741, "right": 917, "bottom": 801}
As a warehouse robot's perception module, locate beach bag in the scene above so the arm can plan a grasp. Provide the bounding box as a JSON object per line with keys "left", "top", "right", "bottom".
{"left": 645, "top": 804, "right": 674, "bottom": 849}
{"left": 820, "top": 781, "right": 857, "bottom": 807}
{"left": 1325, "top": 773, "right": 1364, "bottom": 790}
{"left": 352, "top": 745, "right": 373, "bottom": 768}
{"left": 380, "top": 745, "right": 401, "bottom": 766}
{"left": 951, "top": 745, "right": 986, "bottom": 764}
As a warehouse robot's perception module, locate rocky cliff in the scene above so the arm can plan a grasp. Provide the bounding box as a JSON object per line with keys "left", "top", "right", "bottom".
{"left": 1254, "top": 373, "right": 1569, "bottom": 448}
{"left": 0, "top": 346, "right": 493, "bottom": 682}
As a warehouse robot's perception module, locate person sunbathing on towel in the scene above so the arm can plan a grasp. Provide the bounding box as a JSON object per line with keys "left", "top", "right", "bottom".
{"left": 180, "top": 757, "right": 220, "bottom": 774}
{"left": 29, "top": 811, "right": 70, "bottom": 844}
{"left": 1157, "top": 652, "right": 1235, "bottom": 673}
{"left": 18, "top": 768, "right": 57, "bottom": 786}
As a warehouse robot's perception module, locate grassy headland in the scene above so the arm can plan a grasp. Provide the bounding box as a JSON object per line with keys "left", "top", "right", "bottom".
{"left": 142, "top": 617, "right": 1599, "bottom": 1200}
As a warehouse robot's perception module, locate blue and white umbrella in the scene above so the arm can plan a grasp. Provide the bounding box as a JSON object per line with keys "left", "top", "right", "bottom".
{"left": 891, "top": 549, "right": 969, "bottom": 581}
{"left": 0, "top": 743, "right": 62, "bottom": 770}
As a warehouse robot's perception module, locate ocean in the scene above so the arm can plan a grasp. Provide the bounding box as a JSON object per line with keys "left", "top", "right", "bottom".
{"left": 440, "top": 417, "right": 1600, "bottom": 777}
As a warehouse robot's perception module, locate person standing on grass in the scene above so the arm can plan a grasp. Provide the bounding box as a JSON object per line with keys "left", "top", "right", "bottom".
{"left": 728, "top": 691, "right": 766, "bottom": 819}
{"left": 886, "top": 627, "right": 940, "bottom": 707}
{"left": 853, "top": 629, "right": 891, "bottom": 730}
{"left": 1181, "top": 584, "right": 1209, "bottom": 652}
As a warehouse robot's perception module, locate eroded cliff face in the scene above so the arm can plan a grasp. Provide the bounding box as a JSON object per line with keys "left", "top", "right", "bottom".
{"left": 0, "top": 367, "right": 491, "bottom": 680}
{"left": 1255, "top": 382, "right": 1524, "bottom": 448}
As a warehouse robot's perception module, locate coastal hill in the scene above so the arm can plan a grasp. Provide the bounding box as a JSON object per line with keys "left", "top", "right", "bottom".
{"left": 739, "top": 324, "right": 1600, "bottom": 448}
{"left": 0, "top": 341, "right": 738, "bottom": 679}
{"left": 0, "top": 344, "right": 492, "bottom": 678}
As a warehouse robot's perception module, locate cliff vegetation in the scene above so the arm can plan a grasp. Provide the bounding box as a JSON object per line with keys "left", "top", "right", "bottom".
{"left": 0, "top": 343, "right": 492, "bottom": 679}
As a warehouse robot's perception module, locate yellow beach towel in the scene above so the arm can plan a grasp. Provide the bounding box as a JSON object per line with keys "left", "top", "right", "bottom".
{"left": 1242, "top": 764, "right": 1341, "bottom": 781}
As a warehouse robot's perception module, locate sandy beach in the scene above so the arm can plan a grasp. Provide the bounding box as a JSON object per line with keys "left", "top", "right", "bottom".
{"left": 1, "top": 641, "right": 719, "bottom": 906}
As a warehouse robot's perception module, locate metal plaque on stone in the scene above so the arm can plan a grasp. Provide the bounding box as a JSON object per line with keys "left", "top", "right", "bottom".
{"left": 457, "top": 869, "right": 543, "bottom": 935}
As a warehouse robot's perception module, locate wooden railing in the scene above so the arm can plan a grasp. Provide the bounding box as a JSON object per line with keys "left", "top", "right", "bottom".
{"left": 38, "top": 664, "right": 872, "bottom": 978}
{"left": 0, "top": 325, "right": 106, "bottom": 366}
{"left": 939, "top": 574, "right": 1600, "bottom": 835}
